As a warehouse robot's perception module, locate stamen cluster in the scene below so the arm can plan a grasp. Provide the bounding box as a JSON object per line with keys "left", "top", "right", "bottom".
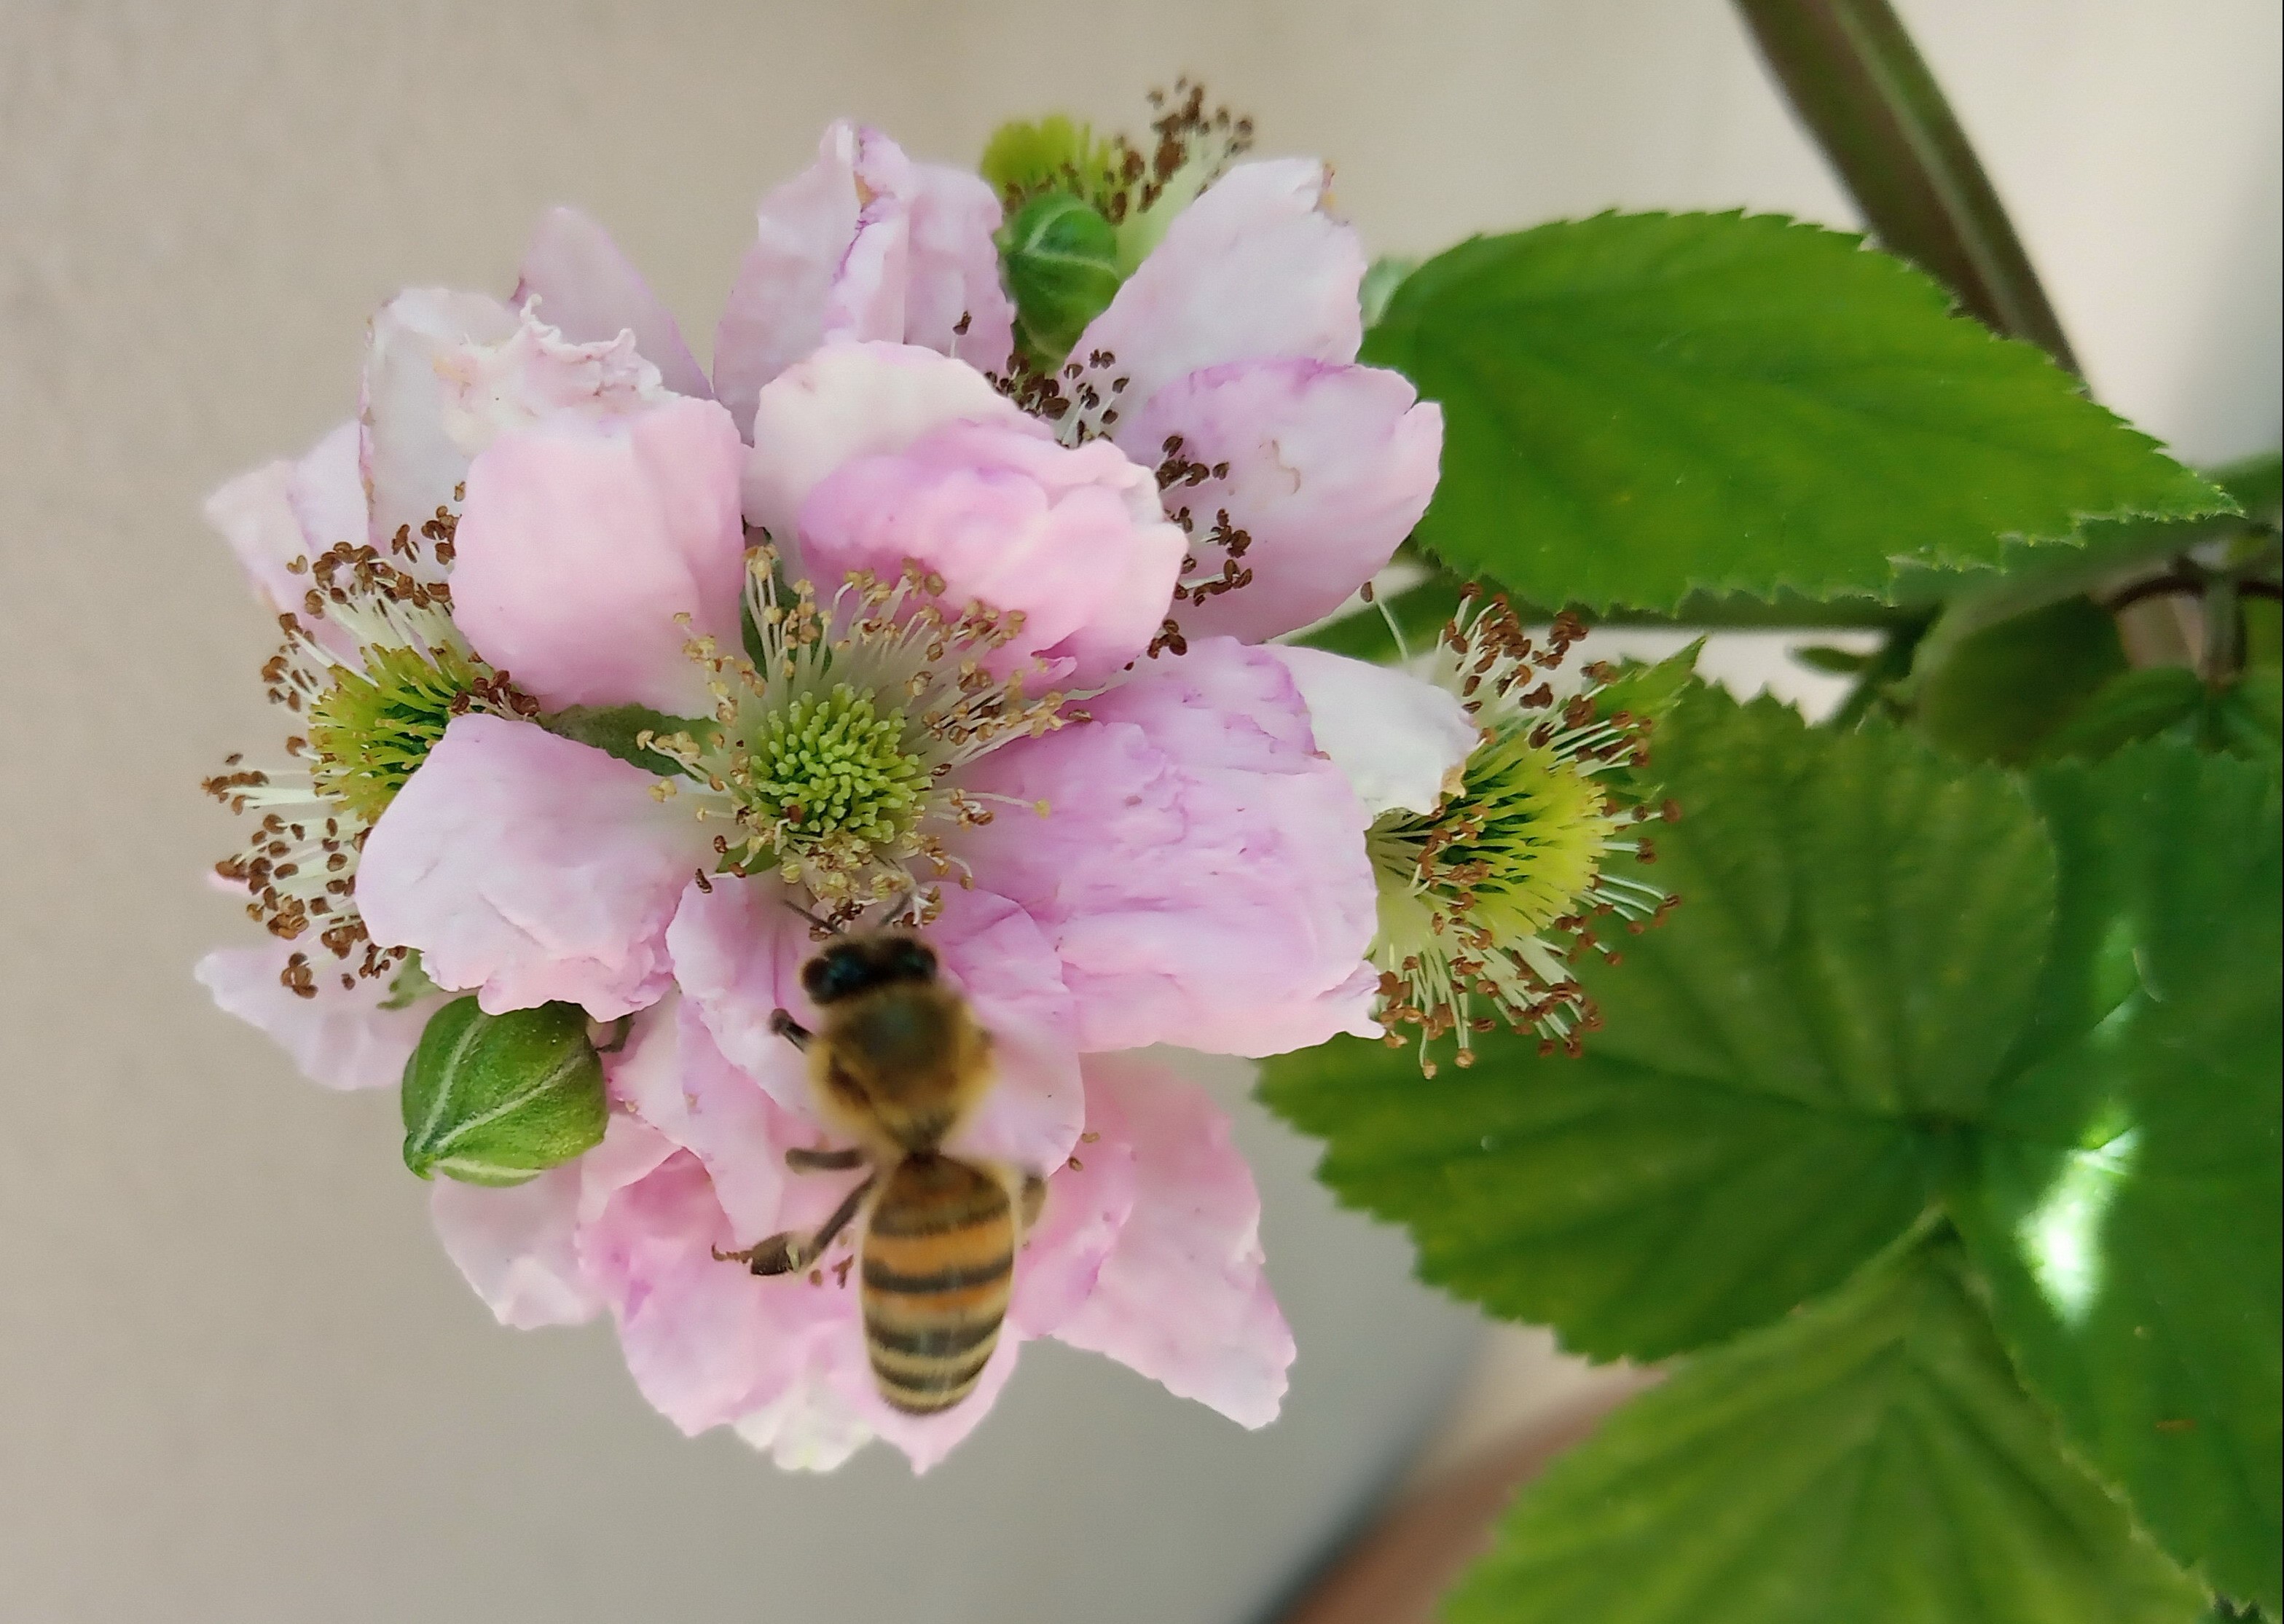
{"left": 990, "top": 80, "right": 1254, "bottom": 237}
{"left": 204, "top": 517, "right": 532, "bottom": 999}
{"left": 644, "top": 545, "right": 1078, "bottom": 924}
{"left": 1370, "top": 591, "right": 1679, "bottom": 1072}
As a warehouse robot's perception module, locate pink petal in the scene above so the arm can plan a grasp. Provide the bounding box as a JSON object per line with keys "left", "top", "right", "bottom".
{"left": 664, "top": 877, "right": 1085, "bottom": 1175}
{"left": 959, "top": 638, "right": 1381, "bottom": 1056}
{"left": 659, "top": 874, "right": 826, "bottom": 1117}
{"left": 429, "top": 1109, "right": 677, "bottom": 1333}
{"left": 713, "top": 124, "right": 1017, "bottom": 440}
{"left": 608, "top": 990, "right": 809, "bottom": 1241}
{"left": 1121, "top": 358, "right": 1443, "bottom": 641}
{"left": 450, "top": 394, "right": 746, "bottom": 715}
{"left": 1075, "top": 159, "right": 1365, "bottom": 411}
{"left": 1051, "top": 1055, "right": 1295, "bottom": 1428}
{"left": 732, "top": 1369, "right": 879, "bottom": 1472}
{"left": 711, "top": 122, "right": 910, "bottom": 437}
{"left": 514, "top": 205, "right": 712, "bottom": 401}
{"left": 430, "top": 1164, "right": 601, "bottom": 1329}
{"left": 741, "top": 340, "right": 1037, "bottom": 551}
{"left": 1005, "top": 1090, "right": 1138, "bottom": 1341}
{"left": 194, "top": 939, "right": 435, "bottom": 1091}
{"left": 1263, "top": 646, "right": 1480, "bottom": 816}
{"left": 798, "top": 418, "right": 1183, "bottom": 686}
{"left": 578, "top": 1147, "right": 849, "bottom": 1435}
{"left": 203, "top": 419, "right": 364, "bottom": 619}
{"left": 358, "top": 289, "right": 665, "bottom": 549}
{"left": 287, "top": 418, "right": 369, "bottom": 558}
{"left": 356, "top": 714, "right": 712, "bottom": 1019}
{"left": 906, "top": 162, "right": 1016, "bottom": 378}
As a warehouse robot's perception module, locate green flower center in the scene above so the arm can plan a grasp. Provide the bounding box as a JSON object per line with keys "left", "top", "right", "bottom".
{"left": 713, "top": 682, "right": 930, "bottom": 859}
{"left": 1378, "top": 724, "right": 1618, "bottom": 944}
{"left": 307, "top": 642, "right": 501, "bottom": 824}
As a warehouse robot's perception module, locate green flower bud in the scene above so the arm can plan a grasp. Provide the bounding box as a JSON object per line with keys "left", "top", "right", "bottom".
{"left": 400, "top": 997, "right": 607, "bottom": 1186}
{"left": 995, "top": 191, "right": 1123, "bottom": 369}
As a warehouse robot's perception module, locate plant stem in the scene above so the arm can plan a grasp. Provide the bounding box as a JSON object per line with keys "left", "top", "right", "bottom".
{"left": 1732, "top": 0, "right": 2081, "bottom": 373}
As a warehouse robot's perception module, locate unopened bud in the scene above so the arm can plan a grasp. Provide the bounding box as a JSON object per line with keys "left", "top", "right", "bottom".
{"left": 400, "top": 997, "right": 606, "bottom": 1186}
{"left": 996, "top": 191, "right": 1123, "bottom": 368}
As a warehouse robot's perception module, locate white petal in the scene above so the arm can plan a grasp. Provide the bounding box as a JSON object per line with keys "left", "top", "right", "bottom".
{"left": 1264, "top": 645, "right": 1480, "bottom": 815}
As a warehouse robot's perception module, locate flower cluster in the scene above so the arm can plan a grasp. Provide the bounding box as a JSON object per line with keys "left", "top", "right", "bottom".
{"left": 195, "top": 106, "right": 1654, "bottom": 1469}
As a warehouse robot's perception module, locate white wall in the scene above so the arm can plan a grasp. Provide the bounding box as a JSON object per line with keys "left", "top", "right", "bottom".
{"left": 1, "top": 4, "right": 2273, "bottom": 1620}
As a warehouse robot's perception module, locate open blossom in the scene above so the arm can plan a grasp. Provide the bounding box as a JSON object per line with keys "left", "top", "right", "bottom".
{"left": 197, "top": 111, "right": 1471, "bottom": 1466}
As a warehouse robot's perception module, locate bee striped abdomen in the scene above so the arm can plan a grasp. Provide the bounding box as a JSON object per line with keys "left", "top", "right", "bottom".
{"left": 860, "top": 1155, "right": 1015, "bottom": 1415}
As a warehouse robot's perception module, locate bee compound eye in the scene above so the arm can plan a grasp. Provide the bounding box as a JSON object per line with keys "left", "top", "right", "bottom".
{"left": 803, "top": 946, "right": 866, "bottom": 1005}
{"left": 892, "top": 939, "right": 938, "bottom": 981}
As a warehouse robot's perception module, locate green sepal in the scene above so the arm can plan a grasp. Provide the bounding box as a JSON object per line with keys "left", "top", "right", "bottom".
{"left": 541, "top": 703, "right": 713, "bottom": 778}
{"left": 978, "top": 114, "right": 1115, "bottom": 203}
{"left": 380, "top": 951, "right": 441, "bottom": 1011}
{"left": 1359, "top": 255, "right": 1417, "bottom": 328}
{"left": 996, "top": 190, "right": 1123, "bottom": 369}
{"left": 400, "top": 997, "right": 607, "bottom": 1187}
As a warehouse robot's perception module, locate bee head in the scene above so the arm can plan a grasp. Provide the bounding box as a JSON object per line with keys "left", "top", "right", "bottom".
{"left": 801, "top": 933, "right": 940, "bottom": 1007}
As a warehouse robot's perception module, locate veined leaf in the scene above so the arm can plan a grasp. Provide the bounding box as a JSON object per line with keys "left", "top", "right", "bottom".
{"left": 1448, "top": 1250, "right": 2208, "bottom": 1624}
{"left": 1362, "top": 212, "right": 2226, "bottom": 613}
{"left": 1955, "top": 744, "right": 2283, "bottom": 1609}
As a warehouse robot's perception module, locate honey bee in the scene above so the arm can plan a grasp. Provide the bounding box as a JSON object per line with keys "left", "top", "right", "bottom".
{"left": 714, "top": 931, "right": 1044, "bottom": 1416}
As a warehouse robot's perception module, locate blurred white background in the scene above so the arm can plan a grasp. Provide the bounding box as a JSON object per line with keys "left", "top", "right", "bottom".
{"left": 1, "top": 3, "right": 2275, "bottom": 1620}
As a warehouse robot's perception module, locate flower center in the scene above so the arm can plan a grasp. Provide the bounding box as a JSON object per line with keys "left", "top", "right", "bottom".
{"left": 307, "top": 640, "right": 502, "bottom": 824}
{"left": 646, "top": 546, "right": 1075, "bottom": 923}
{"left": 205, "top": 530, "right": 516, "bottom": 996}
{"left": 718, "top": 683, "right": 930, "bottom": 857}
{"left": 1378, "top": 727, "right": 1618, "bottom": 944}
{"left": 1368, "top": 595, "right": 1677, "bottom": 1072}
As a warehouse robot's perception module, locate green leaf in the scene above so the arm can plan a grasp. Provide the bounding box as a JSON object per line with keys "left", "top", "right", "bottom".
{"left": 1447, "top": 1250, "right": 2208, "bottom": 1624}
{"left": 1794, "top": 643, "right": 1874, "bottom": 675}
{"left": 380, "top": 949, "right": 442, "bottom": 1011}
{"left": 2205, "top": 667, "right": 2281, "bottom": 765}
{"left": 1361, "top": 212, "right": 2226, "bottom": 613}
{"left": 1914, "top": 596, "right": 2128, "bottom": 763}
{"left": 2038, "top": 667, "right": 2209, "bottom": 762}
{"left": 1261, "top": 689, "right": 2054, "bottom": 1359}
{"left": 1953, "top": 744, "right": 2283, "bottom": 1609}
{"left": 2035, "top": 667, "right": 2283, "bottom": 769}
{"left": 541, "top": 703, "right": 710, "bottom": 778}
{"left": 400, "top": 997, "right": 608, "bottom": 1187}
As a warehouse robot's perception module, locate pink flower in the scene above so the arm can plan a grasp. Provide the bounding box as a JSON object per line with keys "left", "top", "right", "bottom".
{"left": 194, "top": 118, "right": 1469, "bottom": 1467}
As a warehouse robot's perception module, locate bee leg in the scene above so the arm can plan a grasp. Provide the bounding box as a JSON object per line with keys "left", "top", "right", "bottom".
{"left": 786, "top": 1145, "right": 866, "bottom": 1172}
{"left": 804, "top": 1174, "right": 876, "bottom": 1261}
{"left": 711, "top": 1174, "right": 875, "bottom": 1276}
{"left": 1018, "top": 1172, "right": 1047, "bottom": 1232}
{"left": 768, "top": 1008, "right": 812, "bottom": 1051}
{"left": 713, "top": 1231, "right": 805, "bottom": 1276}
